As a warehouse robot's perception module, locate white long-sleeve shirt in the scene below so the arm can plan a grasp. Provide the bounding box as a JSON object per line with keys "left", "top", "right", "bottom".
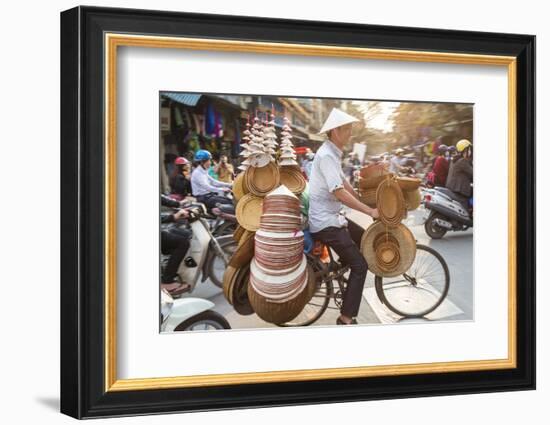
{"left": 190, "top": 165, "right": 231, "bottom": 196}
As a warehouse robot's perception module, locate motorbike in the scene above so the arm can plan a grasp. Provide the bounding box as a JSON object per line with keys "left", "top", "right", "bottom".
{"left": 210, "top": 203, "right": 237, "bottom": 236}
{"left": 161, "top": 203, "right": 237, "bottom": 290}
{"left": 176, "top": 193, "right": 237, "bottom": 237}
{"left": 160, "top": 289, "right": 231, "bottom": 331}
{"left": 422, "top": 186, "right": 473, "bottom": 239}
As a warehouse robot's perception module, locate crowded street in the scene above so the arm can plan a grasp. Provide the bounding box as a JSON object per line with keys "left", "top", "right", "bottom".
{"left": 159, "top": 94, "right": 474, "bottom": 331}
{"left": 182, "top": 205, "right": 473, "bottom": 329}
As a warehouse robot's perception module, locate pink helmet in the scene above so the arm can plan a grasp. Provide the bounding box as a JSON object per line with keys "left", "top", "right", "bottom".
{"left": 174, "top": 157, "right": 189, "bottom": 165}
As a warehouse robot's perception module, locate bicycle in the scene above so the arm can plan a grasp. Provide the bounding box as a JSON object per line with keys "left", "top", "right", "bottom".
{"left": 278, "top": 242, "right": 450, "bottom": 327}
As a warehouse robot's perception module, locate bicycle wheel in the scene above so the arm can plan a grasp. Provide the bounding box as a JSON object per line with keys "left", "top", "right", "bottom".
{"left": 374, "top": 244, "right": 450, "bottom": 318}
{"left": 277, "top": 255, "right": 333, "bottom": 327}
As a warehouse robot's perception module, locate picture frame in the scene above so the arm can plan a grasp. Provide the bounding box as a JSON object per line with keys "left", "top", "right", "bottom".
{"left": 60, "top": 5, "right": 536, "bottom": 419}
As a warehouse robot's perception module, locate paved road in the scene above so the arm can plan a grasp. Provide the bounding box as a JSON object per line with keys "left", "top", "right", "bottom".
{"left": 181, "top": 204, "right": 473, "bottom": 329}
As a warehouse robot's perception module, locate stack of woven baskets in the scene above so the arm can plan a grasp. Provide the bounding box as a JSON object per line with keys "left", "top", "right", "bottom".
{"left": 225, "top": 185, "right": 314, "bottom": 324}
{"left": 247, "top": 185, "right": 315, "bottom": 324}
{"left": 358, "top": 164, "right": 421, "bottom": 277}
{"left": 358, "top": 164, "right": 422, "bottom": 212}
{"left": 224, "top": 113, "right": 311, "bottom": 324}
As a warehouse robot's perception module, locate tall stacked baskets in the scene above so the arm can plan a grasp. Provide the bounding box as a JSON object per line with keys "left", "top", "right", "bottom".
{"left": 358, "top": 164, "right": 421, "bottom": 277}
{"left": 247, "top": 186, "right": 314, "bottom": 324}
{"left": 224, "top": 112, "right": 309, "bottom": 324}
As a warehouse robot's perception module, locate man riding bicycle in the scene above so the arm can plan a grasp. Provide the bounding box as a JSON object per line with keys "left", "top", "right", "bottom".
{"left": 308, "top": 108, "right": 379, "bottom": 325}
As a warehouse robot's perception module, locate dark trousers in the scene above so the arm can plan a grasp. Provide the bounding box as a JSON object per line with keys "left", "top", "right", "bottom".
{"left": 161, "top": 229, "right": 191, "bottom": 283}
{"left": 196, "top": 193, "right": 232, "bottom": 211}
{"left": 311, "top": 220, "right": 368, "bottom": 318}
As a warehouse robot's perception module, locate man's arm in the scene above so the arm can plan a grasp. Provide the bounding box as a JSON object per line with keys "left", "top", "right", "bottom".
{"left": 343, "top": 179, "right": 361, "bottom": 200}
{"left": 334, "top": 187, "right": 378, "bottom": 218}
{"left": 207, "top": 173, "right": 232, "bottom": 188}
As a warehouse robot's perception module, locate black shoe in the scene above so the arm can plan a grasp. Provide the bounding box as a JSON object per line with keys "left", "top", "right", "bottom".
{"left": 336, "top": 317, "right": 358, "bottom": 325}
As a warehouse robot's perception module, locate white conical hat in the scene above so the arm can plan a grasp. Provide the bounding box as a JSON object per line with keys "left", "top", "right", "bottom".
{"left": 319, "top": 108, "right": 360, "bottom": 134}
{"left": 279, "top": 158, "right": 299, "bottom": 166}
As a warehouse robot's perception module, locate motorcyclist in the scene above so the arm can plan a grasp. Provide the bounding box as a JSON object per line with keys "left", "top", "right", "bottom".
{"left": 190, "top": 149, "right": 233, "bottom": 210}
{"left": 389, "top": 148, "right": 406, "bottom": 174}
{"left": 169, "top": 156, "right": 192, "bottom": 201}
{"left": 301, "top": 149, "right": 315, "bottom": 179}
{"left": 446, "top": 139, "right": 473, "bottom": 212}
{"left": 431, "top": 144, "right": 449, "bottom": 186}
{"left": 160, "top": 195, "right": 192, "bottom": 296}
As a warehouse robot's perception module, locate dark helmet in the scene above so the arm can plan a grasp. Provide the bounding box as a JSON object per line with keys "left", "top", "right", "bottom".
{"left": 437, "top": 144, "right": 448, "bottom": 154}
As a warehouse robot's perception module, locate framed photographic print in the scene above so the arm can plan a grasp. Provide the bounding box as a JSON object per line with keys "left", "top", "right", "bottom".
{"left": 60, "top": 6, "right": 535, "bottom": 419}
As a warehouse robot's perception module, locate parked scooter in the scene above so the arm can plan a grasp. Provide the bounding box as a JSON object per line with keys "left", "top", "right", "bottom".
{"left": 422, "top": 186, "right": 473, "bottom": 239}
{"left": 160, "top": 289, "right": 230, "bottom": 331}
{"left": 161, "top": 203, "right": 237, "bottom": 290}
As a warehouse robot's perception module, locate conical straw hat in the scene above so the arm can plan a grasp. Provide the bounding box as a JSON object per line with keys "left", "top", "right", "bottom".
{"left": 245, "top": 162, "right": 280, "bottom": 196}
{"left": 279, "top": 166, "right": 306, "bottom": 195}
{"left": 229, "top": 230, "right": 255, "bottom": 268}
{"left": 376, "top": 176, "right": 405, "bottom": 227}
{"left": 233, "top": 172, "right": 249, "bottom": 202}
{"left": 279, "top": 158, "right": 299, "bottom": 167}
{"left": 233, "top": 224, "right": 245, "bottom": 243}
{"left": 236, "top": 194, "right": 264, "bottom": 231}
{"left": 360, "top": 221, "right": 416, "bottom": 277}
{"left": 403, "top": 188, "right": 421, "bottom": 211}
{"left": 319, "top": 108, "right": 360, "bottom": 134}
{"left": 396, "top": 177, "right": 421, "bottom": 191}
{"left": 222, "top": 265, "right": 239, "bottom": 304}
{"left": 231, "top": 264, "right": 254, "bottom": 315}
{"left": 358, "top": 188, "right": 377, "bottom": 208}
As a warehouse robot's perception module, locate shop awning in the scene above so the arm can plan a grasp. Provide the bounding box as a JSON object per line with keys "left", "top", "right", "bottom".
{"left": 162, "top": 93, "right": 202, "bottom": 107}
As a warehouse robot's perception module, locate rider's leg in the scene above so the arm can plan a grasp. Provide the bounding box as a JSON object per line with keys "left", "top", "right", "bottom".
{"left": 311, "top": 226, "right": 368, "bottom": 322}
{"left": 198, "top": 193, "right": 232, "bottom": 210}
{"left": 161, "top": 231, "right": 190, "bottom": 284}
{"left": 346, "top": 219, "right": 365, "bottom": 246}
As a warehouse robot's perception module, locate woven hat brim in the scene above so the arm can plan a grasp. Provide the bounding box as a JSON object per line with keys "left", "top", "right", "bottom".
{"left": 279, "top": 167, "right": 306, "bottom": 194}
{"left": 361, "top": 221, "right": 416, "bottom": 277}
{"left": 229, "top": 231, "right": 255, "bottom": 268}
{"left": 245, "top": 163, "right": 280, "bottom": 196}
{"left": 376, "top": 178, "right": 405, "bottom": 227}
{"left": 403, "top": 188, "right": 421, "bottom": 210}
{"left": 396, "top": 177, "right": 421, "bottom": 191}
{"left": 236, "top": 194, "right": 263, "bottom": 231}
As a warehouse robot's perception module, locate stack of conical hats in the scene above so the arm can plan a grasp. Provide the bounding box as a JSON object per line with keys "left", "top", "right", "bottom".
{"left": 247, "top": 185, "right": 313, "bottom": 324}
{"left": 278, "top": 116, "right": 306, "bottom": 195}
{"left": 238, "top": 120, "right": 253, "bottom": 172}
{"left": 262, "top": 112, "right": 278, "bottom": 160}
{"left": 358, "top": 164, "right": 421, "bottom": 277}
{"left": 227, "top": 113, "right": 314, "bottom": 322}
{"left": 278, "top": 116, "right": 298, "bottom": 167}
{"left": 243, "top": 114, "right": 280, "bottom": 197}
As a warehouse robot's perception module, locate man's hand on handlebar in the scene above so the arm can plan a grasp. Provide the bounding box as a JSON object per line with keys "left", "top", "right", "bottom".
{"left": 173, "top": 209, "right": 190, "bottom": 220}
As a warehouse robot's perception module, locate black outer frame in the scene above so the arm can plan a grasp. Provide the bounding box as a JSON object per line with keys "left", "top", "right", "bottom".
{"left": 60, "top": 6, "right": 536, "bottom": 419}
